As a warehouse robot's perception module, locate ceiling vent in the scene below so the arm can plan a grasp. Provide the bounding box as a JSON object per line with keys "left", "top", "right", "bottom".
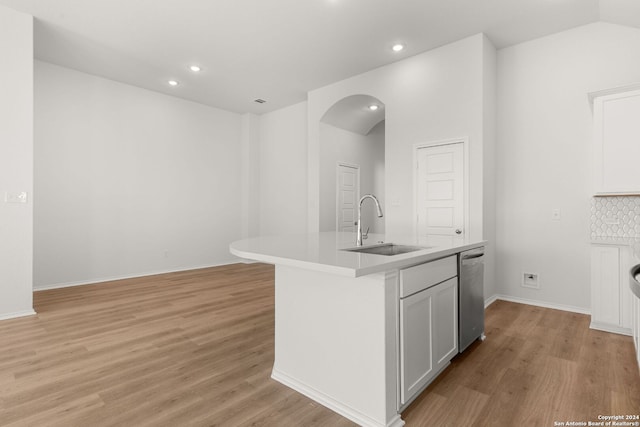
{"left": 254, "top": 98, "right": 267, "bottom": 104}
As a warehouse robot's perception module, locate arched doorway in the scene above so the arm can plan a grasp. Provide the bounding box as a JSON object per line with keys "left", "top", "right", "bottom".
{"left": 318, "top": 94, "right": 386, "bottom": 234}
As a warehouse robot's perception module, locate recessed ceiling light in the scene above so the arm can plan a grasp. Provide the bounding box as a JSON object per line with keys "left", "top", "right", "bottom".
{"left": 189, "top": 65, "right": 201, "bottom": 72}
{"left": 168, "top": 80, "right": 179, "bottom": 86}
{"left": 368, "top": 104, "right": 379, "bottom": 111}
{"left": 392, "top": 44, "right": 404, "bottom": 52}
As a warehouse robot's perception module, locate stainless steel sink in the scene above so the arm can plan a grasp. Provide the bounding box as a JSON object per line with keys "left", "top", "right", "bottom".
{"left": 342, "top": 243, "right": 429, "bottom": 256}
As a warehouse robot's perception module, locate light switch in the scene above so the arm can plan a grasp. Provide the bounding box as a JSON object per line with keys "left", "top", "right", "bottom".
{"left": 4, "top": 191, "right": 28, "bottom": 204}
{"left": 551, "top": 209, "right": 561, "bottom": 221}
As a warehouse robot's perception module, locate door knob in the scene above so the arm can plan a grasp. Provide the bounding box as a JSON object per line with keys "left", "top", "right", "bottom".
{"left": 455, "top": 229, "right": 462, "bottom": 235}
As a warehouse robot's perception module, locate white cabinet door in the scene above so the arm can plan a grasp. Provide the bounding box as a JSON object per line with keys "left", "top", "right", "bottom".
{"left": 400, "top": 285, "right": 433, "bottom": 405}
{"left": 591, "top": 245, "right": 621, "bottom": 326}
{"left": 400, "top": 277, "right": 458, "bottom": 406}
{"left": 590, "top": 245, "right": 632, "bottom": 335}
{"left": 593, "top": 89, "right": 640, "bottom": 195}
{"left": 433, "top": 278, "right": 458, "bottom": 370}
{"left": 620, "top": 246, "right": 633, "bottom": 330}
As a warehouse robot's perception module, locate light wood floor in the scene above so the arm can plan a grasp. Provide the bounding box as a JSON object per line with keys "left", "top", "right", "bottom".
{"left": 403, "top": 299, "right": 640, "bottom": 426}
{"left": 0, "top": 263, "right": 638, "bottom": 426}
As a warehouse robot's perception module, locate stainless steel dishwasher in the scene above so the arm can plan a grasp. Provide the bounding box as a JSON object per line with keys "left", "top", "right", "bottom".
{"left": 458, "top": 247, "right": 485, "bottom": 352}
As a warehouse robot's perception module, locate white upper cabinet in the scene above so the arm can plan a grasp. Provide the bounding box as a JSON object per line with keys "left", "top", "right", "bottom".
{"left": 592, "top": 87, "right": 640, "bottom": 195}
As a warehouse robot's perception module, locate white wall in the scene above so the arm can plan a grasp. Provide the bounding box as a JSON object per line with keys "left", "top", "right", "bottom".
{"left": 307, "top": 34, "right": 490, "bottom": 243}
{"left": 257, "top": 101, "right": 308, "bottom": 236}
{"left": 241, "top": 113, "right": 260, "bottom": 239}
{"left": 319, "top": 121, "right": 385, "bottom": 233}
{"left": 256, "top": 34, "right": 497, "bottom": 300}
{"left": 31, "top": 19, "right": 640, "bottom": 317}
{"left": 482, "top": 35, "right": 498, "bottom": 300}
{"left": 0, "top": 5, "right": 34, "bottom": 319}
{"left": 34, "top": 61, "right": 243, "bottom": 289}
{"left": 306, "top": 34, "right": 496, "bottom": 300}
{"left": 496, "top": 22, "right": 640, "bottom": 311}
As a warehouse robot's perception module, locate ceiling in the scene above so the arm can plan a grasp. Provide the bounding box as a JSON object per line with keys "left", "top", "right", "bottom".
{"left": 321, "top": 94, "right": 385, "bottom": 135}
{"left": 0, "top": 0, "right": 639, "bottom": 115}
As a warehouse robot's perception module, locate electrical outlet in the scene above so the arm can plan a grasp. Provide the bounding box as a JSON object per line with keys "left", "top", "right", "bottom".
{"left": 522, "top": 272, "right": 540, "bottom": 289}
{"left": 4, "top": 191, "right": 28, "bottom": 204}
{"left": 604, "top": 217, "right": 619, "bottom": 225}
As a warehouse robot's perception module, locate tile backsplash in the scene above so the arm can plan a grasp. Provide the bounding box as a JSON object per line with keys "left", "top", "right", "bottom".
{"left": 590, "top": 196, "right": 640, "bottom": 238}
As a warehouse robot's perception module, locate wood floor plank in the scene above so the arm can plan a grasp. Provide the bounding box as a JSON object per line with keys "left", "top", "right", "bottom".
{"left": 403, "top": 299, "right": 640, "bottom": 426}
{"left": 0, "top": 265, "right": 638, "bottom": 426}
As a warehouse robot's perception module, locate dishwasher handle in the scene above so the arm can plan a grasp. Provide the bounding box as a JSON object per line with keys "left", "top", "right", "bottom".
{"left": 461, "top": 252, "right": 484, "bottom": 261}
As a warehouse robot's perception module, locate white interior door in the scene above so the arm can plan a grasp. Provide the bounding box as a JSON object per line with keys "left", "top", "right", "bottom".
{"left": 416, "top": 143, "right": 464, "bottom": 240}
{"left": 337, "top": 163, "right": 359, "bottom": 232}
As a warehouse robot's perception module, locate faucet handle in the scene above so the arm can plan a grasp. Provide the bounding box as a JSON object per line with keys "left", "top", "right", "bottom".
{"left": 362, "top": 227, "right": 370, "bottom": 239}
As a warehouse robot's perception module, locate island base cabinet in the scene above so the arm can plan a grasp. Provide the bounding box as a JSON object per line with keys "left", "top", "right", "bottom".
{"left": 590, "top": 245, "right": 632, "bottom": 335}
{"left": 400, "top": 277, "right": 458, "bottom": 406}
{"left": 271, "top": 265, "right": 404, "bottom": 427}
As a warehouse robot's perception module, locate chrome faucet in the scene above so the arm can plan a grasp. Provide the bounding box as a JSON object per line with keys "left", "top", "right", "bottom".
{"left": 356, "top": 194, "right": 383, "bottom": 246}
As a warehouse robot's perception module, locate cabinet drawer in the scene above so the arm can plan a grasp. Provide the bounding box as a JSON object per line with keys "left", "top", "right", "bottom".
{"left": 400, "top": 255, "right": 457, "bottom": 298}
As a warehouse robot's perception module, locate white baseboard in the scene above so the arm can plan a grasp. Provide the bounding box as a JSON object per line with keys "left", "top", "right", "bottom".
{"left": 485, "top": 294, "right": 591, "bottom": 315}
{"left": 33, "top": 260, "right": 242, "bottom": 291}
{"left": 484, "top": 294, "right": 499, "bottom": 308}
{"left": 0, "top": 309, "right": 37, "bottom": 321}
{"left": 398, "top": 361, "right": 450, "bottom": 412}
{"left": 234, "top": 258, "right": 259, "bottom": 264}
{"left": 271, "top": 369, "right": 404, "bottom": 427}
{"left": 589, "top": 321, "right": 632, "bottom": 336}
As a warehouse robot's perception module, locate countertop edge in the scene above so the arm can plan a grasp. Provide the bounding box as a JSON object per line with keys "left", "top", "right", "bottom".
{"left": 230, "top": 246, "right": 358, "bottom": 277}
{"left": 590, "top": 237, "right": 640, "bottom": 246}
{"left": 230, "top": 239, "right": 486, "bottom": 277}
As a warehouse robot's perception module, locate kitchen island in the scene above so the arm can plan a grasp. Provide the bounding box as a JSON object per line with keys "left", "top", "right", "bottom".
{"left": 230, "top": 232, "right": 485, "bottom": 427}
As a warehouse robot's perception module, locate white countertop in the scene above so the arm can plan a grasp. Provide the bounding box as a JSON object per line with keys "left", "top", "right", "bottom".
{"left": 591, "top": 236, "right": 640, "bottom": 261}
{"left": 230, "top": 232, "right": 486, "bottom": 277}
{"left": 590, "top": 236, "right": 640, "bottom": 246}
